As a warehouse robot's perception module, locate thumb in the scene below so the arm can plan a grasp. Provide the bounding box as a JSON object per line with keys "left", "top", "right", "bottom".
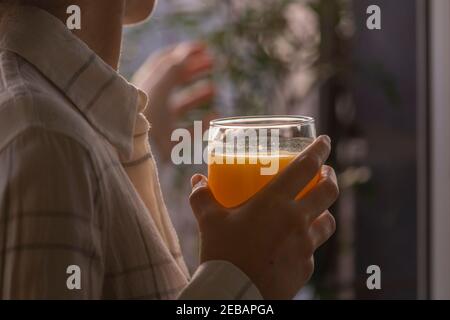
{"left": 189, "top": 174, "right": 223, "bottom": 223}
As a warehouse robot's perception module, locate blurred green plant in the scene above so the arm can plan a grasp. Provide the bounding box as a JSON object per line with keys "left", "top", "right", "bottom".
{"left": 165, "top": 0, "right": 399, "bottom": 116}
{"left": 166, "top": 0, "right": 324, "bottom": 115}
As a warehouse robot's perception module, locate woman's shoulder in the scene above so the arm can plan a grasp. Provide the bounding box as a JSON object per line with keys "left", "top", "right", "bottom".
{"left": 0, "top": 51, "right": 101, "bottom": 157}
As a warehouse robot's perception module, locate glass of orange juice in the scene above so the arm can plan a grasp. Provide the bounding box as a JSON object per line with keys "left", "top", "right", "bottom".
{"left": 208, "top": 116, "right": 319, "bottom": 208}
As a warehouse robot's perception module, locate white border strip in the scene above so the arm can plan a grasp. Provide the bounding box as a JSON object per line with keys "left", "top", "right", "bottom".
{"left": 430, "top": 0, "right": 450, "bottom": 300}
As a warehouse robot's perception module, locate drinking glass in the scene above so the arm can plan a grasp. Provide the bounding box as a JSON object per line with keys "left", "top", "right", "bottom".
{"left": 207, "top": 116, "right": 319, "bottom": 208}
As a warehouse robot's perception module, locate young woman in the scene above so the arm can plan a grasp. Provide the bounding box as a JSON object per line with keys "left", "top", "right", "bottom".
{"left": 0, "top": 0, "right": 338, "bottom": 299}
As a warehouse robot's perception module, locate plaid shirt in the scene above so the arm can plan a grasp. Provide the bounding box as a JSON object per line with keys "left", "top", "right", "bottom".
{"left": 0, "top": 6, "right": 261, "bottom": 300}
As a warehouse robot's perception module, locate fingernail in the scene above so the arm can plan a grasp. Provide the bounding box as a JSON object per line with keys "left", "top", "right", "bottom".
{"left": 321, "top": 135, "right": 331, "bottom": 144}
{"left": 192, "top": 175, "right": 207, "bottom": 189}
{"left": 191, "top": 174, "right": 202, "bottom": 187}
{"left": 196, "top": 178, "right": 207, "bottom": 187}
{"left": 193, "top": 180, "right": 207, "bottom": 192}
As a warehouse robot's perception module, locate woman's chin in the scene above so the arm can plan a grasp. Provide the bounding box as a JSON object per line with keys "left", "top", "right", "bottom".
{"left": 124, "top": 0, "right": 156, "bottom": 25}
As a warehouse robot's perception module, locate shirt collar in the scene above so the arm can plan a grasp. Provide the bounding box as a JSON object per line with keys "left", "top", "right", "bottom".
{"left": 0, "top": 6, "right": 147, "bottom": 158}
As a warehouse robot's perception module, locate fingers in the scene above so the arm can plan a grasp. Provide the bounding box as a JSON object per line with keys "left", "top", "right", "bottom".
{"left": 134, "top": 41, "right": 213, "bottom": 90}
{"left": 170, "top": 42, "right": 213, "bottom": 85}
{"left": 180, "top": 54, "right": 213, "bottom": 83}
{"left": 296, "top": 165, "right": 339, "bottom": 223}
{"left": 262, "top": 135, "right": 331, "bottom": 199}
{"left": 172, "top": 83, "right": 215, "bottom": 117}
{"left": 189, "top": 174, "right": 224, "bottom": 224}
{"left": 172, "top": 42, "right": 208, "bottom": 62}
{"left": 309, "top": 210, "right": 336, "bottom": 249}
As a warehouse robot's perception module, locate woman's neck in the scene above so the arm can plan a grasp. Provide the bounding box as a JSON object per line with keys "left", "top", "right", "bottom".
{"left": 27, "top": 0, "right": 126, "bottom": 70}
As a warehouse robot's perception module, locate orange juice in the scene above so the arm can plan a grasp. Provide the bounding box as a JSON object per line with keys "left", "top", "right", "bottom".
{"left": 208, "top": 152, "right": 320, "bottom": 208}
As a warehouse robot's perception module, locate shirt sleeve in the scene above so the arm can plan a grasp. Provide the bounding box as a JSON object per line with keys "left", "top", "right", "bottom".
{"left": 0, "top": 128, "right": 104, "bottom": 299}
{"left": 178, "top": 261, "right": 263, "bottom": 300}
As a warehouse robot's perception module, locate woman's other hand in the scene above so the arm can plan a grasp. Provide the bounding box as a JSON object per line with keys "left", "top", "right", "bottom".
{"left": 132, "top": 41, "right": 215, "bottom": 162}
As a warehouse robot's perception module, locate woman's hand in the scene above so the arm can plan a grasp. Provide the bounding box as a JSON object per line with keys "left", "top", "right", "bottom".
{"left": 189, "top": 136, "right": 338, "bottom": 299}
{"left": 132, "top": 42, "right": 215, "bottom": 162}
